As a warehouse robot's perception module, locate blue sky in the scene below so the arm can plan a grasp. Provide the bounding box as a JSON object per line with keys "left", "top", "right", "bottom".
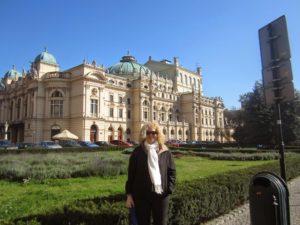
{"left": 0, "top": 0, "right": 299, "bottom": 109}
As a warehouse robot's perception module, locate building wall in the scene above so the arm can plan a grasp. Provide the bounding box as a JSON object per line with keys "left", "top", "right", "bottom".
{"left": 0, "top": 55, "right": 225, "bottom": 143}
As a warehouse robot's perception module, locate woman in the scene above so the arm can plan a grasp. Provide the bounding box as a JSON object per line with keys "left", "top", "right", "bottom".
{"left": 125, "top": 122, "right": 176, "bottom": 225}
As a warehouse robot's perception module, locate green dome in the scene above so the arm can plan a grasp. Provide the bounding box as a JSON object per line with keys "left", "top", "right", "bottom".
{"left": 34, "top": 48, "right": 57, "bottom": 65}
{"left": 4, "top": 66, "right": 21, "bottom": 80}
{"left": 107, "top": 55, "right": 152, "bottom": 76}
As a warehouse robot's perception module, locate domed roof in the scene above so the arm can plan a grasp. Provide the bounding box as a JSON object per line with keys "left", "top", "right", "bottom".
{"left": 4, "top": 65, "right": 21, "bottom": 80}
{"left": 107, "top": 55, "right": 152, "bottom": 76}
{"left": 34, "top": 48, "right": 57, "bottom": 65}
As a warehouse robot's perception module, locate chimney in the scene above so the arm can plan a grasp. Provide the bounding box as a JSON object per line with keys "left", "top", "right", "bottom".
{"left": 174, "top": 57, "right": 179, "bottom": 66}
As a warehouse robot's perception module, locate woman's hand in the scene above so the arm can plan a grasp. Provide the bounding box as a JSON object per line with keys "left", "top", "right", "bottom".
{"left": 126, "top": 194, "right": 135, "bottom": 208}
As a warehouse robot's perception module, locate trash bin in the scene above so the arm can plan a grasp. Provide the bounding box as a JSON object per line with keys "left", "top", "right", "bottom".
{"left": 249, "top": 172, "right": 290, "bottom": 225}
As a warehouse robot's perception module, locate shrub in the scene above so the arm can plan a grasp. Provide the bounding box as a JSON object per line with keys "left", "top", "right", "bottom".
{"left": 0, "top": 152, "right": 128, "bottom": 181}
{"left": 121, "top": 148, "right": 134, "bottom": 155}
{"left": 14, "top": 156, "right": 300, "bottom": 225}
{"left": 191, "top": 151, "right": 296, "bottom": 161}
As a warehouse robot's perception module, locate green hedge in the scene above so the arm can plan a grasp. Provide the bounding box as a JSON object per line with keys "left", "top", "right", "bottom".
{"left": 170, "top": 146, "right": 300, "bottom": 154}
{"left": 14, "top": 156, "right": 300, "bottom": 225}
{"left": 191, "top": 151, "right": 297, "bottom": 161}
{"left": 0, "top": 146, "right": 127, "bottom": 155}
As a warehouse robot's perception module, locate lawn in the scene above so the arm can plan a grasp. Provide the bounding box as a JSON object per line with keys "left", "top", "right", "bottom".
{"left": 0, "top": 152, "right": 275, "bottom": 223}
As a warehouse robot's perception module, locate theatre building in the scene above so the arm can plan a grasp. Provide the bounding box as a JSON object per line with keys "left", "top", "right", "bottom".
{"left": 0, "top": 49, "right": 225, "bottom": 143}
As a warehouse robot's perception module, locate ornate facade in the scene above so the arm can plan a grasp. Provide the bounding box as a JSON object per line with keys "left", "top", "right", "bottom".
{"left": 0, "top": 49, "right": 225, "bottom": 143}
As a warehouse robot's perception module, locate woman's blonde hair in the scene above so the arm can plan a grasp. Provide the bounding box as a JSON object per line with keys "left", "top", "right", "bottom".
{"left": 139, "top": 122, "right": 166, "bottom": 149}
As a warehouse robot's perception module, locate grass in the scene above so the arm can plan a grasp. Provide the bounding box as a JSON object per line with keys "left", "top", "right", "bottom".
{"left": 0, "top": 151, "right": 275, "bottom": 223}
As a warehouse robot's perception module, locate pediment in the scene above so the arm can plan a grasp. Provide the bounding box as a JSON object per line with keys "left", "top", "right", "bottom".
{"left": 85, "top": 71, "right": 106, "bottom": 81}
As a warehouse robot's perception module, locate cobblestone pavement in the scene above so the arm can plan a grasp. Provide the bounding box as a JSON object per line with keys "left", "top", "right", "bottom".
{"left": 202, "top": 176, "right": 300, "bottom": 225}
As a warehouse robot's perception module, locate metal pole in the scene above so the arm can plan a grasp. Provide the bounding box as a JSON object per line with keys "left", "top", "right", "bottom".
{"left": 275, "top": 102, "right": 287, "bottom": 181}
{"left": 268, "top": 24, "right": 287, "bottom": 181}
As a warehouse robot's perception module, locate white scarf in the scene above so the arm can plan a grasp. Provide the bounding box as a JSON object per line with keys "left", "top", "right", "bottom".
{"left": 144, "top": 141, "right": 163, "bottom": 194}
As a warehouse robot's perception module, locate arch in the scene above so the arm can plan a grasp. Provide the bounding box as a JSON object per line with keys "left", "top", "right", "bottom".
{"left": 90, "top": 124, "right": 98, "bottom": 143}
{"left": 163, "top": 128, "right": 167, "bottom": 135}
{"left": 51, "top": 125, "right": 61, "bottom": 140}
{"left": 118, "top": 126, "right": 123, "bottom": 140}
{"left": 51, "top": 90, "right": 63, "bottom": 98}
{"left": 17, "top": 98, "right": 21, "bottom": 119}
{"left": 50, "top": 90, "right": 64, "bottom": 117}
{"left": 143, "top": 100, "right": 149, "bottom": 106}
{"left": 178, "top": 129, "right": 182, "bottom": 135}
{"left": 170, "top": 129, "right": 175, "bottom": 135}
{"left": 108, "top": 125, "right": 114, "bottom": 142}
{"left": 85, "top": 71, "right": 107, "bottom": 81}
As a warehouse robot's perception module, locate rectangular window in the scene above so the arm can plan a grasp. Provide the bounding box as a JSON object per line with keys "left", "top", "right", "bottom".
{"left": 109, "top": 108, "right": 114, "bottom": 117}
{"left": 127, "top": 110, "right": 131, "bottom": 119}
{"left": 51, "top": 100, "right": 63, "bottom": 117}
{"left": 161, "top": 113, "right": 165, "bottom": 122}
{"left": 127, "top": 98, "right": 131, "bottom": 104}
{"left": 119, "top": 96, "right": 123, "bottom": 103}
{"left": 169, "top": 114, "right": 172, "bottom": 121}
{"left": 119, "top": 109, "right": 123, "bottom": 118}
{"left": 144, "top": 111, "right": 148, "bottom": 120}
{"left": 109, "top": 94, "right": 114, "bottom": 102}
{"left": 90, "top": 99, "right": 98, "bottom": 115}
{"left": 153, "top": 112, "right": 156, "bottom": 120}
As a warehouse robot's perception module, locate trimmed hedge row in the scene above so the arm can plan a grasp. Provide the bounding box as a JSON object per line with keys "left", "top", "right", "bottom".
{"left": 191, "top": 151, "right": 297, "bottom": 161}
{"left": 169, "top": 146, "right": 300, "bottom": 154}
{"left": 13, "top": 156, "right": 300, "bottom": 225}
{"left": 0, "top": 146, "right": 127, "bottom": 155}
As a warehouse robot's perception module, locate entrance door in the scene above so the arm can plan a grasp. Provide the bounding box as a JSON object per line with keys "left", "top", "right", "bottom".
{"left": 118, "top": 127, "right": 123, "bottom": 140}
{"left": 51, "top": 126, "right": 61, "bottom": 140}
{"left": 90, "top": 125, "right": 97, "bottom": 143}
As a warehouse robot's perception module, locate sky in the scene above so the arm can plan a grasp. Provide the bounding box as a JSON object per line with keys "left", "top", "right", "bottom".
{"left": 0, "top": 0, "right": 299, "bottom": 109}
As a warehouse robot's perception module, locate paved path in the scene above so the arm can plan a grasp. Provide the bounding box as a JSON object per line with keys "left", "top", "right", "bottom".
{"left": 202, "top": 176, "right": 300, "bottom": 225}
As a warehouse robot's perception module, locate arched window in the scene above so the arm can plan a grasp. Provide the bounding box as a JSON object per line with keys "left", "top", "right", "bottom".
{"left": 143, "top": 100, "right": 149, "bottom": 121}
{"left": 118, "top": 127, "right": 123, "bottom": 140}
{"left": 51, "top": 91, "right": 63, "bottom": 97}
{"left": 90, "top": 125, "right": 97, "bottom": 142}
{"left": 24, "top": 97, "right": 28, "bottom": 118}
{"left": 10, "top": 102, "right": 13, "bottom": 120}
{"left": 163, "top": 128, "right": 167, "bottom": 135}
{"left": 51, "top": 125, "right": 61, "bottom": 140}
{"left": 160, "top": 107, "right": 166, "bottom": 122}
{"left": 178, "top": 129, "right": 182, "bottom": 135}
{"left": 180, "top": 73, "right": 183, "bottom": 83}
{"left": 17, "top": 98, "right": 21, "bottom": 119}
{"left": 143, "top": 100, "right": 149, "bottom": 106}
{"left": 171, "top": 129, "right": 174, "bottom": 135}
{"left": 50, "top": 90, "right": 63, "bottom": 117}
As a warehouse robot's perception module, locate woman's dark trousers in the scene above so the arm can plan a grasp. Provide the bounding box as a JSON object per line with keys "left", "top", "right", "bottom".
{"left": 134, "top": 192, "right": 169, "bottom": 225}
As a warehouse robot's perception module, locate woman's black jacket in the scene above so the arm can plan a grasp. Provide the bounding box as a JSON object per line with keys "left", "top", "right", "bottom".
{"left": 125, "top": 144, "right": 176, "bottom": 198}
